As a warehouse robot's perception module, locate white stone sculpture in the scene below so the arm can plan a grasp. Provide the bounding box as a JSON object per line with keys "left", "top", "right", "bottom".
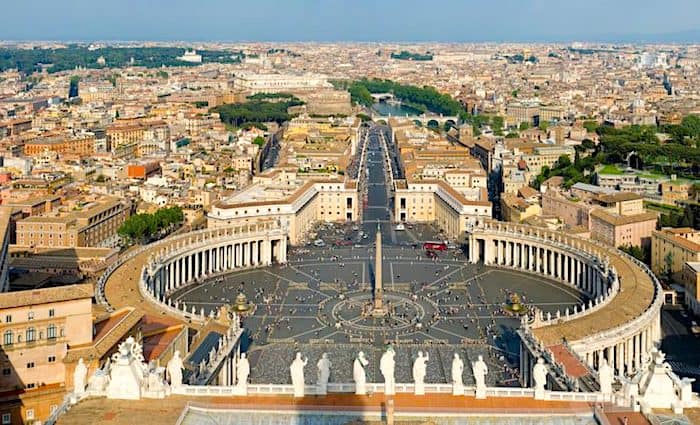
{"left": 380, "top": 346, "right": 396, "bottom": 395}
{"left": 107, "top": 336, "right": 147, "bottom": 400}
{"left": 316, "top": 353, "right": 331, "bottom": 394}
{"left": 472, "top": 355, "right": 489, "bottom": 399}
{"left": 353, "top": 351, "right": 369, "bottom": 395}
{"left": 412, "top": 351, "right": 429, "bottom": 395}
{"left": 74, "top": 358, "right": 88, "bottom": 395}
{"left": 451, "top": 353, "right": 464, "bottom": 396}
{"left": 533, "top": 357, "right": 548, "bottom": 400}
{"left": 237, "top": 353, "right": 250, "bottom": 393}
{"left": 167, "top": 351, "right": 184, "bottom": 389}
{"left": 290, "top": 352, "right": 307, "bottom": 398}
{"left": 598, "top": 358, "right": 613, "bottom": 396}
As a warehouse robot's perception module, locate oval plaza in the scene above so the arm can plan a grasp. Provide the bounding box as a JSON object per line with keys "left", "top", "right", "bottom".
{"left": 77, "top": 123, "right": 697, "bottom": 424}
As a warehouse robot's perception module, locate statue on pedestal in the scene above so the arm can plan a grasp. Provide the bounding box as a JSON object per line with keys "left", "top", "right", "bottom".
{"left": 533, "top": 357, "right": 548, "bottom": 400}
{"left": 451, "top": 353, "right": 464, "bottom": 395}
{"left": 237, "top": 353, "right": 250, "bottom": 393}
{"left": 472, "top": 355, "right": 488, "bottom": 399}
{"left": 598, "top": 358, "right": 613, "bottom": 396}
{"left": 316, "top": 353, "right": 331, "bottom": 394}
{"left": 167, "top": 351, "right": 184, "bottom": 389}
{"left": 353, "top": 351, "right": 369, "bottom": 395}
{"left": 290, "top": 352, "right": 307, "bottom": 398}
{"left": 380, "top": 346, "right": 396, "bottom": 395}
{"left": 412, "top": 351, "right": 429, "bottom": 395}
{"left": 74, "top": 358, "right": 88, "bottom": 395}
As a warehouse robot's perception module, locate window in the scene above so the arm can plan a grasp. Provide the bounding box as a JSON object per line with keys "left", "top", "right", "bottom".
{"left": 48, "top": 355, "right": 56, "bottom": 363}
{"left": 49, "top": 308, "right": 55, "bottom": 318}
{"left": 26, "top": 409, "right": 34, "bottom": 420}
{"left": 47, "top": 324, "right": 56, "bottom": 340}
{"left": 28, "top": 311, "right": 34, "bottom": 321}
{"left": 2, "top": 368, "right": 10, "bottom": 376}
{"left": 26, "top": 383, "right": 35, "bottom": 389}
{"left": 4, "top": 315, "right": 10, "bottom": 324}
{"left": 26, "top": 362, "right": 35, "bottom": 369}
{"left": 2, "top": 413, "right": 10, "bottom": 425}
{"left": 26, "top": 327, "right": 35, "bottom": 342}
{"left": 3, "top": 331, "right": 12, "bottom": 346}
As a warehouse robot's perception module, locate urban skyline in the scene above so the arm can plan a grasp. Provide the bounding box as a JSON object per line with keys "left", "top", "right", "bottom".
{"left": 1, "top": 0, "right": 700, "bottom": 43}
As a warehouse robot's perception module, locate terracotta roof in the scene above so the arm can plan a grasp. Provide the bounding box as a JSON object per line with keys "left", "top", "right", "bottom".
{"left": 589, "top": 209, "right": 658, "bottom": 226}
{"left": 594, "top": 192, "right": 642, "bottom": 203}
{"left": 57, "top": 393, "right": 595, "bottom": 425}
{"left": 0, "top": 283, "right": 93, "bottom": 309}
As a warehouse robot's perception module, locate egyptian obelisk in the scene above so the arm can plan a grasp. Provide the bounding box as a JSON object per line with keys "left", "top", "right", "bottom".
{"left": 372, "top": 222, "right": 386, "bottom": 316}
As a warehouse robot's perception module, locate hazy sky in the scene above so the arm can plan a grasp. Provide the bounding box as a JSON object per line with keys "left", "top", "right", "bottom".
{"left": 2, "top": 0, "right": 699, "bottom": 42}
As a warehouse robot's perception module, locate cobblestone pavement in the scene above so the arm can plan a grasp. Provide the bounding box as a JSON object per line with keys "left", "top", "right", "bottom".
{"left": 172, "top": 246, "right": 585, "bottom": 385}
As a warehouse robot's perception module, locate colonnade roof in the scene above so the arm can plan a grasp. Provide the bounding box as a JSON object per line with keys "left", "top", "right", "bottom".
{"left": 535, "top": 240, "right": 655, "bottom": 346}
{"left": 473, "top": 220, "right": 658, "bottom": 347}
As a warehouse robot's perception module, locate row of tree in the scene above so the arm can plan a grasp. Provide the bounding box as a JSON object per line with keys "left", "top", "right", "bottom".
{"left": 211, "top": 96, "right": 304, "bottom": 128}
{"left": 117, "top": 206, "right": 184, "bottom": 244}
{"left": 340, "top": 78, "right": 465, "bottom": 116}
{"left": 0, "top": 46, "right": 242, "bottom": 74}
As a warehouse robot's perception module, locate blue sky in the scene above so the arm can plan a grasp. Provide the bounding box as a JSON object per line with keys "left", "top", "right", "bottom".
{"left": 2, "top": 0, "right": 699, "bottom": 42}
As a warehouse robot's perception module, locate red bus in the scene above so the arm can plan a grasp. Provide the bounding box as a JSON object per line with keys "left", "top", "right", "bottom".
{"left": 423, "top": 241, "right": 447, "bottom": 251}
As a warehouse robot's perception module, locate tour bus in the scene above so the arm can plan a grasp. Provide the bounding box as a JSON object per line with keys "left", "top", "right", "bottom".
{"left": 423, "top": 241, "right": 448, "bottom": 251}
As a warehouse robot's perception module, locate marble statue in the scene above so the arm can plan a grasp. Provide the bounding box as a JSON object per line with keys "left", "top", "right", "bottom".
{"left": 107, "top": 336, "right": 147, "bottom": 400}
{"left": 353, "top": 351, "right": 369, "bottom": 395}
{"left": 451, "top": 353, "right": 464, "bottom": 395}
{"left": 598, "top": 358, "right": 613, "bottom": 395}
{"left": 472, "top": 355, "right": 488, "bottom": 399}
{"left": 167, "top": 351, "right": 184, "bottom": 389}
{"left": 380, "top": 346, "right": 396, "bottom": 395}
{"left": 533, "top": 357, "right": 548, "bottom": 400}
{"left": 316, "top": 353, "right": 331, "bottom": 393}
{"left": 237, "top": 353, "right": 250, "bottom": 391}
{"left": 290, "top": 352, "right": 308, "bottom": 398}
{"left": 74, "top": 358, "right": 88, "bottom": 395}
{"left": 412, "top": 351, "right": 429, "bottom": 395}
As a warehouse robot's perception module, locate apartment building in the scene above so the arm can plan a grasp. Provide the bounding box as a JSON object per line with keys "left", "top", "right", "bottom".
{"left": 15, "top": 197, "right": 130, "bottom": 248}
{"left": 24, "top": 134, "right": 95, "bottom": 157}
{"left": 651, "top": 228, "right": 700, "bottom": 280}
{"left": 0, "top": 284, "right": 93, "bottom": 425}
{"left": 208, "top": 170, "right": 358, "bottom": 245}
{"left": 394, "top": 180, "right": 492, "bottom": 240}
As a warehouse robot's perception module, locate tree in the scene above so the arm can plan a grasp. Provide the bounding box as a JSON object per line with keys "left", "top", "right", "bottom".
{"left": 556, "top": 155, "right": 572, "bottom": 168}
{"left": 519, "top": 122, "right": 530, "bottom": 131}
{"left": 664, "top": 252, "right": 674, "bottom": 282}
{"left": 505, "top": 132, "right": 519, "bottom": 138}
{"left": 538, "top": 121, "right": 549, "bottom": 132}
{"left": 583, "top": 120, "right": 598, "bottom": 133}
{"left": 253, "top": 136, "right": 266, "bottom": 147}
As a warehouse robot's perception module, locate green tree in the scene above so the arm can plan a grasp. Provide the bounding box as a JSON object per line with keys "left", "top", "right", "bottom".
{"left": 519, "top": 122, "right": 530, "bottom": 131}
{"left": 538, "top": 121, "right": 549, "bottom": 132}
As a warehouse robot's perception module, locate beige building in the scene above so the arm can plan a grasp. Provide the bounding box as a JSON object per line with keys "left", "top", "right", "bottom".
{"left": 0, "top": 284, "right": 93, "bottom": 425}
{"left": 682, "top": 262, "right": 700, "bottom": 315}
{"left": 208, "top": 170, "right": 358, "bottom": 245}
{"left": 651, "top": 228, "right": 700, "bottom": 280}
{"left": 15, "top": 197, "right": 130, "bottom": 249}
{"left": 394, "top": 180, "right": 492, "bottom": 240}
{"left": 501, "top": 192, "right": 542, "bottom": 223}
{"left": 590, "top": 209, "right": 658, "bottom": 248}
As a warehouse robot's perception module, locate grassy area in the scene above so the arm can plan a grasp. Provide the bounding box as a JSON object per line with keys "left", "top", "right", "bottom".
{"left": 644, "top": 201, "right": 684, "bottom": 214}
{"left": 598, "top": 164, "right": 624, "bottom": 175}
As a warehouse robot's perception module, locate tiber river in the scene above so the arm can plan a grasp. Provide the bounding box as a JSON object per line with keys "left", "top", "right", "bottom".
{"left": 372, "top": 101, "right": 423, "bottom": 116}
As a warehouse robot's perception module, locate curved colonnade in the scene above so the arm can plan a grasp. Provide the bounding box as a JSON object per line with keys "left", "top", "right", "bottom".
{"left": 468, "top": 221, "right": 662, "bottom": 379}
{"left": 97, "top": 221, "right": 287, "bottom": 323}
{"left": 98, "top": 219, "right": 661, "bottom": 384}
